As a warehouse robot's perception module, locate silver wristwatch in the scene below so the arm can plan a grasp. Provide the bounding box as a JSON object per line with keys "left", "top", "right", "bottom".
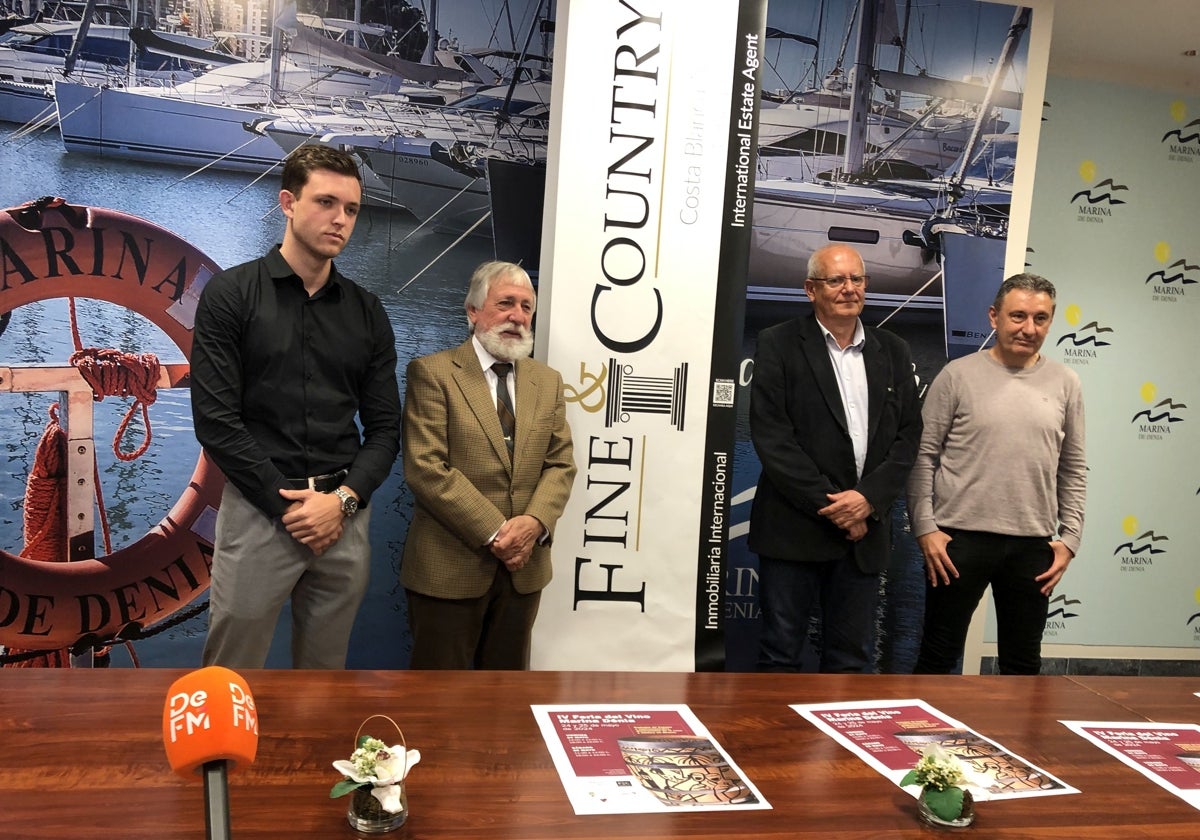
{"left": 333, "top": 488, "right": 358, "bottom": 517}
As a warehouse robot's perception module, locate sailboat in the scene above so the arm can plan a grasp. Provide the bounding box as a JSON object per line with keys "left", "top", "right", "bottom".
{"left": 0, "top": 3, "right": 212, "bottom": 125}
{"left": 479, "top": 0, "right": 1026, "bottom": 287}
{"left": 754, "top": 18, "right": 1010, "bottom": 183}
{"left": 255, "top": 77, "right": 549, "bottom": 222}
{"left": 747, "top": 0, "right": 1029, "bottom": 310}
{"left": 54, "top": 9, "right": 468, "bottom": 172}
{"left": 253, "top": 0, "right": 552, "bottom": 226}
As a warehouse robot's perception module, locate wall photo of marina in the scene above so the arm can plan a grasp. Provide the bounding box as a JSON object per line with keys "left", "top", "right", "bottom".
{"left": 729, "top": 0, "right": 1040, "bottom": 673}
{"left": 0, "top": 0, "right": 544, "bottom": 668}
{"left": 0, "top": 0, "right": 1041, "bottom": 671}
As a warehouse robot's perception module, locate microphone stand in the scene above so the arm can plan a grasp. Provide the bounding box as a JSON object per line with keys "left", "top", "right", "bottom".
{"left": 202, "top": 761, "right": 232, "bottom": 840}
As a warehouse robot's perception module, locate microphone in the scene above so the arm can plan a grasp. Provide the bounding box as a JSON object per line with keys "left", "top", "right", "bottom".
{"left": 163, "top": 666, "right": 259, "bottom": 840}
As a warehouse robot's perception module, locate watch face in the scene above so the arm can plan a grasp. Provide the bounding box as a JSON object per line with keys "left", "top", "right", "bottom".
{"left": 336, "top": 490, "right": 358, "bottom": 515}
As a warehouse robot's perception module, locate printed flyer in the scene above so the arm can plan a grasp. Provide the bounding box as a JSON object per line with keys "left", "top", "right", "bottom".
{"left": 1062, "top": 721, "right": 1200, "bottom": 810}
{"left": 792, "top": 698, "right": 1078, "bottom": 800}
{"left": 531, "top": 704, "right": 770, "bottom": 815}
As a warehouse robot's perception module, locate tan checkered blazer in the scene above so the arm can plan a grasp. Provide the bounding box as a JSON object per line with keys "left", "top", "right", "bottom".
{"left": 400, "top": 339, "right": 576, "bottom": 597}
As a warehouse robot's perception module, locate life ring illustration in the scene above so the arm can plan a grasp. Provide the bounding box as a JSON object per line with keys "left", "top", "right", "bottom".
{"left": 0, "top": 198, "right": 224, "bottom": 652}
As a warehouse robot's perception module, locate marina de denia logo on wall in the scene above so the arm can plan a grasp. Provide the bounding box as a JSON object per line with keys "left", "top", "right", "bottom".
{"left": 1190, "top": 587, "right": 1200, "bottom": 638}
{"left": 1070, "top": 160, "right": 1128, "bottom": 223}
{"left": 1161, "top": 100, "right": 1200, "bottom": 163}
{"left": 1043, "top": 591, "right": 1082, "bottom": 638}
{"left": 1144, "top": 240, "right": 1197, "bottom": 303}
{"left": 1131, "top": 381, "right": 1187, "bottom": 440}
{"left": 1112, "top": 515, "right": 1169, "bottom": 573}
{"left": 1055, "top": 304, "right": 1112, "bottom": 366}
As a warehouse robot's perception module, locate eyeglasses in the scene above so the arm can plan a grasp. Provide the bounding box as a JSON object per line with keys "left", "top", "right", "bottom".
{"left": 809, "top": 274, "right": 869, "bottom": 289}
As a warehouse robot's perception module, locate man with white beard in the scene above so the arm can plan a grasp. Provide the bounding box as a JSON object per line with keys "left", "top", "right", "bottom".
{"left": 400, "top": 261, "right": 576, "bottom": 669}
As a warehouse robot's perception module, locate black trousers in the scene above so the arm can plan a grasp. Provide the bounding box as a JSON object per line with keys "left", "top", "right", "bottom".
{"left": 914, "top": 528, "right": 1053, "bottom": 675}
{"left": 756, "top": 552, "right": 881, "bottom": 674}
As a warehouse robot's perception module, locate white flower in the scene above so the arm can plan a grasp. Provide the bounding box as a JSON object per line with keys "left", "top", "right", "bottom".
{"left": 371, "top": 783, "right": 405, "bottom": 814}
{"left": 331, "top": 732, "right": 421, "bottom": 809}
{"left": 374, "top": 748, "right": 420, "bottom": 784}
{"left": 332, "top": 746, "right": 421, "bottom": 786}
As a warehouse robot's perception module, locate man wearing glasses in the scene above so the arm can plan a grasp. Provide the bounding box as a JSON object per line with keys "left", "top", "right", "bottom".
{"left": 748, "top": 244, "right": 922, "bottom": 672}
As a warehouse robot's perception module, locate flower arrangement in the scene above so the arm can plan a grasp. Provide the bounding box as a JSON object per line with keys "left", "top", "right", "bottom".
{"left": 330, "top": 734, "right": 421, "bottom": 816}
{"left": 900, "top": 745, "right": 974, "bottom": 824}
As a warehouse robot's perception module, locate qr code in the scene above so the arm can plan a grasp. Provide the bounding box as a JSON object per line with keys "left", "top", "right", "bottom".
{"left": 711, "top": 379, "right": 735, "bottom": 407}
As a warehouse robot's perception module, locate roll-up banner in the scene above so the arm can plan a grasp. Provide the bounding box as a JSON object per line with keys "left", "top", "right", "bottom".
{"left": 533, "top": 0, "right": 768, "bottom": 670}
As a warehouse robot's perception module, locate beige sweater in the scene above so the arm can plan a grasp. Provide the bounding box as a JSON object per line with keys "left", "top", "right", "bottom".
{"left": 907, "top": 351, "right": 1087, "bottom": 554}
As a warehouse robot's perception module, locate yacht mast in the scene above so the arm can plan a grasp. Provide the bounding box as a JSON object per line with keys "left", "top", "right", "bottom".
{"left": 127, "top": 0, "right": 138, "bottom": 87}
{"left": 947, "top": 6, "right": 1031, "bottom": 195}
{"left": 841, "top": 0, "right": 878, "bottom": 176}
{"left": 500, "top": 0, "right": 547, "bottom": 114}
{"left": 268, "top": 0, "right": 283, "bottom": 105}
{"left": 422, "top": 0, "right": 438, "bottom": 65}
{"left": 63, "top": 0, "right": 100, "bottom": 76}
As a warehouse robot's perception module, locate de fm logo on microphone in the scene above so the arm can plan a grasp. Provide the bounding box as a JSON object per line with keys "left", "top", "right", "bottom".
{"left": 163, "top": 665, "right": 259, "bottom": 776}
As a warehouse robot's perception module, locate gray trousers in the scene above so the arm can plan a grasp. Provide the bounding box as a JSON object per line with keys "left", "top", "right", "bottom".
{"left": 202, "top": 482, "right": 371, "bottom": 669}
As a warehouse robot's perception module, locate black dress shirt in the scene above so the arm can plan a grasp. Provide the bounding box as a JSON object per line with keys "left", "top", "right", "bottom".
{"left": 191, "top": 246, "right": 401, "bottom": 517}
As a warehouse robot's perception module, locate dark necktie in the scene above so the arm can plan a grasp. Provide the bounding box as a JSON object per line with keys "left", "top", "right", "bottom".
{"left": 492, "top": 362, "right": 515, "bottom": 452}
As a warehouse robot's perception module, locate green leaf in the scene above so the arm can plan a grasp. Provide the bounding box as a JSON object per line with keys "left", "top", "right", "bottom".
{"left": 330, "top": 779, "right": 364, "bottom": 799}
{"left": 924, "top": 786, "right": 965, "bottom": 822}
{"left": 899, "top": 770, "right": 920, "bottom": 787}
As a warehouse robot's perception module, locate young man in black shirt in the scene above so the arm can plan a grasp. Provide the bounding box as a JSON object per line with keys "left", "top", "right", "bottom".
{"left": 191, "top": 145, "right": 401, "bottom": 668}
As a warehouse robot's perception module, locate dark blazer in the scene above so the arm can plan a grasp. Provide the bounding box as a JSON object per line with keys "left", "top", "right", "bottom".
{"left": 748, "top": 314, "right": 922, "bottom": 573}
{"left": 401, "top": 339, "right": 576, "bottom": 598}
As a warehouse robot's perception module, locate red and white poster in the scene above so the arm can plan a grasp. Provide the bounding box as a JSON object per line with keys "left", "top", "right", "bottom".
{"left": 793, "top": 699, "right": 1077, "bottom": 800}
{"left": 1062, "top": 721, "right": 1200, "bottom": 810}
{"left": 531, "top": 704, "right": 769, "bottom": 815}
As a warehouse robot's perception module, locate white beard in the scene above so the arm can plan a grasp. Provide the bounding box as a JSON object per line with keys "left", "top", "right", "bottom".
{"left": 477, "top": 321, "right": 534, "bottom": 362}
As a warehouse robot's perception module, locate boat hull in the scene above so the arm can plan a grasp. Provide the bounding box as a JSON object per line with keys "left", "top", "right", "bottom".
{"left": 749, "top": 183, "right": 943, "bottom": 308}
{"left": 54, "top": 80, "right": 288, "bottom": 172}
{"left": 264, "top": 121, "right": 490, "bottom": 227}
{"left": 0, "top": 79, "right": 53, "bottom": 125}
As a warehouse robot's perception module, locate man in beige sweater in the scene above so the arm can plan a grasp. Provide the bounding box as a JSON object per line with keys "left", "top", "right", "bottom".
{"left": 907, "top": 273, "right": 1087, "bottom": 675}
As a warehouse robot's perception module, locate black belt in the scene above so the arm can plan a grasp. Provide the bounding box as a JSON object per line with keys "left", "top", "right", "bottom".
{"left": 283, "top": 469, "right": 348, "bottom": 493}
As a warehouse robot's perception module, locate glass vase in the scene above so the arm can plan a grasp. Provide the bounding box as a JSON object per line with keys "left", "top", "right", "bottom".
{"left": 917, "top": 787, "right": 974, "bottom": 828}
{"left": 347, "top": 784, "right": 407, "bottom": 834}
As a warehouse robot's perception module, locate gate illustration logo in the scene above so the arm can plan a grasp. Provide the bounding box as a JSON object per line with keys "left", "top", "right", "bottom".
{"left": 1131, "top": 382, "right": 1187, "bottom": 441}
{"left": 1055, "top": 304, "right": 1112, "bottom": 366}
{"left": 1043, "top": 592, "right": 1081, "bottom": 637}
{"left": 564, "top": 358, "right": 690, "bottom": 431}
{"left": 603, "top": 357, "right": 689, "bottom": 431}
{"left": 1145, "top": 241, "right": 1197, "bottom": 303}
{"left": 1070, "top": 160, "right": 1129, "bottom": 224}
{"left": 1112, "top": 515, "right": 1168, "bottom": 572}
{"left": 1161, "top": 100, "right": 1200, "bottom": 163}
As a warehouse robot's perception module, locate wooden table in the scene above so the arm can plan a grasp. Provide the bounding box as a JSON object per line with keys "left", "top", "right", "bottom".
{"left": 1, "top": 670, "right": 1197, "bottom": 838}
{"left": 1074, "top": 676, "right": 1200, "bottom": 724}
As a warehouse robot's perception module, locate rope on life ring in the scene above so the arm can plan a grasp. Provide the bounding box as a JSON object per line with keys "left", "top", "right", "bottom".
{"left": 69, "top": 346, "right": 162, "bottom": 461}
{"left": 2, "top": 404, "right": 70, "bottom": 668}
{"left": 67, "top": 296, "right": 163, "bottom": 462}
